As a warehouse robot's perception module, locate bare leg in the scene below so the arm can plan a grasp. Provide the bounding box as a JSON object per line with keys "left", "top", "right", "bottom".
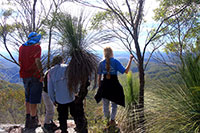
{"left": 30, "top": 104, "right": 37, "bottom": 116}
{"left": 25, "top": 102, "right": 30, "bottom": 114}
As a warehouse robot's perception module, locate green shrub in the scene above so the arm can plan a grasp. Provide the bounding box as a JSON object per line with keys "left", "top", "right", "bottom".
{"left": 0, "top": 88, "right": 25, "bottom": 123}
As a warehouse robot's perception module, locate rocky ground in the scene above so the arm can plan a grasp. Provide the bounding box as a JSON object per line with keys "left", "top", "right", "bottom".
{"left": 0, "top": 120, "right": 121, "bottom": 133}
{"left": 0, "top": 120, "right": 76, "bottom": 133}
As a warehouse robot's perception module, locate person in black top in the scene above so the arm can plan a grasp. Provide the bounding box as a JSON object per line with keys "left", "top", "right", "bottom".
{"left": 73, "top": 79, "right": 90, "bottom": 133}
{"left": 95, "top": 47, "right": 133, "bottom": 126}
{"left": 42, "top": 58, "right": 61, "bottom": 132}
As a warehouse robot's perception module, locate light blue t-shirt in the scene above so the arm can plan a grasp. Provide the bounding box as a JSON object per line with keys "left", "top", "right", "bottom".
{"left": 97, "top": 58, "right": 126, "bottom": 75}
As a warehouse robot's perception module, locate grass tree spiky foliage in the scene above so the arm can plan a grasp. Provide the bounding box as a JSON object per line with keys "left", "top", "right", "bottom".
{"left": 179, "top": 53, "right": 200, "bottom": 88}
{"left": 54, "top": 11, "right": 111, "bottom": 91}
{"left": 145, "top": 53, "right": 200, "bottom": 133}
{"left": 125, "top": 72, "right": 139, "bottom": 106}
{"left": 117, "top": 72, "right": 141, "bottom": 133}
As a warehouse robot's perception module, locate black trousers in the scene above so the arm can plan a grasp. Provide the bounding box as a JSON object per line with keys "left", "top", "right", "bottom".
{"left": 57, "top": 101, "right": 76, "bottom": 133}
{"left": 74, "top": 99, "right": 88, "bottom": 133}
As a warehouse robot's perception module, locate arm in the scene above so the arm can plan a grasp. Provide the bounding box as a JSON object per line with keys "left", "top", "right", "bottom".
{"left": 48, "top": 72, "right": 56, "bottom": 103}
{"left": 124, "top": 55, "right": 133, "bottom": 74}
{"left": 35, "top": 58, "right": 44, "bottom": 77}
{"left": 35, "top": 45, "right": 44, "bottom": 77}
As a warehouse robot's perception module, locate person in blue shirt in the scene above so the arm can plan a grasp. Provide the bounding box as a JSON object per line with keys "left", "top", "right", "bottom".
{"left": 95, "top": 47, "right": 133, "bottom": 126}
{"left": 48, "top": 55, "right": 77, "bottom": 133}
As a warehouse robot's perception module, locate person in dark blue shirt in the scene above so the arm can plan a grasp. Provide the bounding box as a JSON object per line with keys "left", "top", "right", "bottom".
{"left": 95, "top": 47, "right": 133, "bottom": 126}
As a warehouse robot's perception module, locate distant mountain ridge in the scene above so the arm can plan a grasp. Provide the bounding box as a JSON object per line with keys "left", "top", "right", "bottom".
{"left": 0, "top": 51, "right": 171, "bottom": 84}
{"left": 0, "top": 65, "right": 21, "bottom": 84}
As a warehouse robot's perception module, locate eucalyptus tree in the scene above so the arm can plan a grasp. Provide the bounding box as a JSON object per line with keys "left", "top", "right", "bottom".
{"left": 0, "top": 0, "right": 50, "bottom": 65}
{"left": 41, "top": 0, "right": 68, "bottom": 69}
{"left": 0, "top": 9, "right": 19, "bottom": 65}
{"left": 153, "top": 0, "right": 200, "bottom": 71}
{"left": 73, "top": 0, "right": 191, "bottom": 131}
{"left": 0, "top": 0, "right": 68, "bottom": 68}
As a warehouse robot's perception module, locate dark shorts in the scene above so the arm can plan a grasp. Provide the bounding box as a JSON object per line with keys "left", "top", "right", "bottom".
{"left": 23, "top": 77, "right": 43, "bottom": 104}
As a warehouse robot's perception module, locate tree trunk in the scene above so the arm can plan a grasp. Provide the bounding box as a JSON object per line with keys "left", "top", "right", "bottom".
{"left": 138, "top": 61, "right": 145, "bottom": 132}
{"left": 133, "top": 36, "right": 146, "bottom": 132}
{"left": 139, "top": 63, "right": 145, "bottom": 108}
{"left": 32, "top": 0, "right": 37, "bottom": 31}
{"left": 47, "top": 27, "right": 52, "bottom": 69}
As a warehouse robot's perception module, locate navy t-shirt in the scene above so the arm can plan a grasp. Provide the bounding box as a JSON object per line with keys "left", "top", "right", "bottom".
{"left": 97, "top": 58, "right": 126, "bottom": 75}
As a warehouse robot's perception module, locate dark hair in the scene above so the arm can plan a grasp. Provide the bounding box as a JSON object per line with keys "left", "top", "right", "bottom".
{"left": 51, "top": 55, "right": 63, "bottom": 67}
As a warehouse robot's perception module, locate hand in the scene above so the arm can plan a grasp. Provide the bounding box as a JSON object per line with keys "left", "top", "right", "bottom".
{"left": 130, "top": 54, "right": 134, "bottom": 60}
{"left": 39, "top": 76, "right": 44, "bottom": 82}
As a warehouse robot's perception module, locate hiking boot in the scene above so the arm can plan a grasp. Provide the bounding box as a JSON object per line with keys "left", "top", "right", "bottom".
{"left": 29, "top": 116, "right": 40, "bottom": 129}
{"left": 42, "top": 120, "right": 59, "bottom": 132}
{"left": 25, "top": 115, "right": 30, "bottom": 128}
{"left": 74, "top": 117, "right": 88, "bottom": 133}
{"left": 109, "top": 120, "right": 117, "bottom": 126}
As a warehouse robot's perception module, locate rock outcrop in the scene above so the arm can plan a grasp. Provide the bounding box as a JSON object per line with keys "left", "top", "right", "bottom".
{"left": 0, "top": 120, "right": 76, "bottom": 133}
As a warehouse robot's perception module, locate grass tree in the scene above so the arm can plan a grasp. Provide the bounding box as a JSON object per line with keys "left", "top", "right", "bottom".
{"left": 54, "top": 11, "right": 112, "bottom": 90}
{"left": 146, "top": 53, "right": 200, "bottom": 132}
{"left": 179, "top": 53, "right": 200, "bottom": 88}
{"left": 117, "top": 72, "right": 140, "bottom": 132}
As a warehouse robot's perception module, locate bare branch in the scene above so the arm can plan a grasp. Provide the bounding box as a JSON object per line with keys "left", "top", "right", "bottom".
{"left": 0, "top": 54, "right": 17, "bottom": 64}
{"left": 134, "top": 0, "right": 144, "bottom": 36}
{"left": 126, "top": 0, "right": 134, "bottom": 27}
{"left": 144, "top": 42, "right": 164, "bottom": 70}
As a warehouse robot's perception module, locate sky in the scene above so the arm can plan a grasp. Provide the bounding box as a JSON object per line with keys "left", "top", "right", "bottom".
{"left": 57, "top": 0, "right": 160, "bottom": 51}
{"left": 0, "top": 0, "right": 160, "bottom": 54}
{"left": 91, "top": 0, "right": 160, "bottom": 51}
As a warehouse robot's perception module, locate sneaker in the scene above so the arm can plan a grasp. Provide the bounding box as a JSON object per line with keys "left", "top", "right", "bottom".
{"left": 50, "top": 120, "right": 59, "bottom": 131}
{"left": 43, "top": 121, "right": 59, "bottom": 132}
